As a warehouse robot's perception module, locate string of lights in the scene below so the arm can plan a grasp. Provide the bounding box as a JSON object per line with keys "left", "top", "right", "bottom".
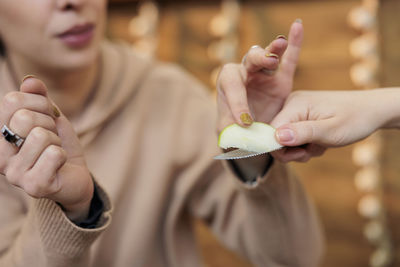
{"left": 348, "top": 0, "right": 393, "bottom": 266}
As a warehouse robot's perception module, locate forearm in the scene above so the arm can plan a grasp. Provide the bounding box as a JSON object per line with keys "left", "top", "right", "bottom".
{"left": 0, "top": 179, "right": 112, "bottom": 267}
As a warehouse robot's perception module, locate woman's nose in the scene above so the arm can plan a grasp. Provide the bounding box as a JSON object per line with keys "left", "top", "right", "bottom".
{"left": 57, "top": 0, "right": 85, "bottom": 11}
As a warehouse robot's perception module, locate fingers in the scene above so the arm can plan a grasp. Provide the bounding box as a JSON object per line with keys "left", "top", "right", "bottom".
{"left": 242, "top": 37, "right": 288, "bottom": 74}
{"left": 0, "top": 77, "right": 59, "bottom": 172}
{"left": 0, "top": 127, "right": 61, "bottom": 181}
{"left": 217, "top": 22, "right": 302, "bottom": 129}
{"left": 272, "top": 143, "right": 326, "bottom": 163}
{"left": 217, "top": 63, "right": 253, "bottom": 127}
{"left": 26, "top": 145, "right": 67, "bottom": 197}
{"left": 0, "top": 109, "right": 59, "bottom": 172}
{"left": 5, "top": 127, "right": 66, "bottom": 198}
{"left": 20, "top": 77, "right": 48, "bottom": 97}
{"left": 14, "top": 127, "right": 62, "bottom": 171}
{"left": 280, "top": 19, "right": 304, "bottom": 78}
{"left": 9, "top": 109, "right": 57, "bottom": 137}
{"left": 272, "top": 147, "right": 308, "bottom": 163}
{"left": 0, "top": 91, "right": 57, "bottom": 126}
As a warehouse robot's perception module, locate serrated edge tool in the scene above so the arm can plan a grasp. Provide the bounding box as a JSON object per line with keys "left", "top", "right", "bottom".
{"left": 214, "top": 147, "right": 282, "bottom": 160}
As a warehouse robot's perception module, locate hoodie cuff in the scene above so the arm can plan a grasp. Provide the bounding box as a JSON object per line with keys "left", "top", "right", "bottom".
{"left": 227, "top": 159, "right": 290, "bottom": 197}
{"left": 33, "top": 181, "right": 112, "bottom": 258}
{"left": 227, "top": 155, "right": 274, "bottom": 185}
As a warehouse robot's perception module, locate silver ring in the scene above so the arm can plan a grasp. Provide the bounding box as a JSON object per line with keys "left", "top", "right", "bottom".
{"left": 1, "top": 125, "right": 25, "bottom": 148}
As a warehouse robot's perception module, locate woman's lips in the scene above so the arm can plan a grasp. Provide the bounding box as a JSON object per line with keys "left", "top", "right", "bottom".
{"left": 57, "top": 24, "right": 95, "bottom": 48}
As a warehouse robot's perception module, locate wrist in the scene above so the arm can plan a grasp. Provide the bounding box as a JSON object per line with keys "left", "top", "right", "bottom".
{"left": 60, "top": 181, "right": 94, "bottom": 223}
{"left": 375, "top": 88, "right": 400, "bottom": 129}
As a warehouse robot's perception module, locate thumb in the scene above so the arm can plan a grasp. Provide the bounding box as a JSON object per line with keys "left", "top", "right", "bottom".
{"left": 20, "top": 76, "right": 48, "bottom": 97}
{"left": 20, "top": 76, "right": 61, "bottom": 119}
{"left": 275, "top": 120, "right": 333, "bottom": 147}
{"left": 55, "top": 111, "right": 84, "bottom": 159}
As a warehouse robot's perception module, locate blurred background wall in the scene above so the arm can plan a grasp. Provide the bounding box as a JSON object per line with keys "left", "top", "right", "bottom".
{"left": 107, "top": 0, "right": 400, "bottom": 266}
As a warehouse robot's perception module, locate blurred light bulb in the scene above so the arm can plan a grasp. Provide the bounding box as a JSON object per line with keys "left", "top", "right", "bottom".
{"left": 350, "top": 61, "right": 379, "bottom": 88}
{"left": 358, "top": 195, "right": 381, "bottom": 219}
{"left": 352, "top": 142, "right": 379, "bottom": 166}
{"left": 348, "top": 6, "right": 376, "bottom": 31}
{"left": 210, "top": 14, "right": 231, "bottom": 37}
{"left": 354, "top": 167, "right": 379, "bottom": 192}
{"left": 364, "top": 220, "right": 384, "bottom": 244}
{"left": 370, "top": 247, "right": 392, "bottom": 267}
{"left": 350, "top": 33, "right": 377, "bottom": 59}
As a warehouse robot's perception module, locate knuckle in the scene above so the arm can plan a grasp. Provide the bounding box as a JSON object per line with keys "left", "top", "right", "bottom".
{"left": 23, "top": 180, "right": 44, "bottom": 198}
{"left": 45, "top": 145, "right": 66, "bottom": 163}
{"left": 217, "top": 64, "right": 241, "bottom": 90}
{"left": 3, "top": 92, "right": 23, "bottom": 108}
{"left": 12, "top": 109, "right": 34, "bottom": 129}
{"left": 220, "top": 63, "right": 238, "bottom": 76}
{"left": 5, "top": 165, "right": 21, "bottom": 186}
{"left": 247, "top": 48, "right": 258, "bottom": 59}
{"left": 30, "top": 127, "right": 50, "bottom": 142}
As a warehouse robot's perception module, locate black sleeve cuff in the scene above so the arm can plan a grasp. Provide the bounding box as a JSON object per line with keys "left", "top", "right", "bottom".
{"left": 228, "top": 155, "right": 274, "bottom": 184}
{"left": 76, "top": 182, "right": 104, "bottom": 229}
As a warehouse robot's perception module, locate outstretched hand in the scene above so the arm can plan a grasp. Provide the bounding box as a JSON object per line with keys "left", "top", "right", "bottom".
{"left": 269, "top": 89, "right": 400, "bottom": 162}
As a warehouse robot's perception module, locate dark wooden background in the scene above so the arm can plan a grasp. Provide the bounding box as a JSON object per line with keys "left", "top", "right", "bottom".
{"left": 108, "top": 0, "right": 400, "bottom": 266}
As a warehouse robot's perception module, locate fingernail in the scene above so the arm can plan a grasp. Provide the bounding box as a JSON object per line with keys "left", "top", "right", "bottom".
{"left": 265, "top": 52, "right": 279, "bottom": 59}
{"left": 295, "top": 18, "right": 303, "bottom": 24}
{"left": 22, "top": 75, "right": 35, "bottom": 83}
{"left": 277, "top": 129, "right": 294, "bottom": 142}
{"left": 275, "top": 35, "right": 287, "bottom": 40}
{"left": 240, "top": 113, "right": 253, "bottom": 126}
{"left": 53, "top": 105, "right": 61, "bottom": 118}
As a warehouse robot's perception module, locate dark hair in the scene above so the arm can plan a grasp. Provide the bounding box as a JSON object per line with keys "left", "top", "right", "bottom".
{"left": 0, "top": 38, "right": 5, "bottom": 57}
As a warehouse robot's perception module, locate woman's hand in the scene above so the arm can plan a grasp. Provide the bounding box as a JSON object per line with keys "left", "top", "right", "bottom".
{"left": 216, "top": 20, "right": 304, "bottom": 132}
{"left": 0, "top": 77, "right": 93, "bottom": 222}
{"left": 269, "top": 89, "right": 400, "bottom": 163}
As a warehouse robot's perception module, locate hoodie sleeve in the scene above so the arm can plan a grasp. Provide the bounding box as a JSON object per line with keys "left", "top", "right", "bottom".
{"left": 167, "top": 67, "right": 324, "bottom": 267}
{"left": 0, "top": 176, "right": 112, "bottom": 267}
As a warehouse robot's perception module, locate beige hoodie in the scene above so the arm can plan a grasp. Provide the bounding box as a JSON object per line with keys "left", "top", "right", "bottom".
{"left": 0, "top": 41, "right": 323, "bottom": 267}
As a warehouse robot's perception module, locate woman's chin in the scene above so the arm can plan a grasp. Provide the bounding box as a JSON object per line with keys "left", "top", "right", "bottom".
{"left": 51, "top": 47, "right": 100, "bottom": 71}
